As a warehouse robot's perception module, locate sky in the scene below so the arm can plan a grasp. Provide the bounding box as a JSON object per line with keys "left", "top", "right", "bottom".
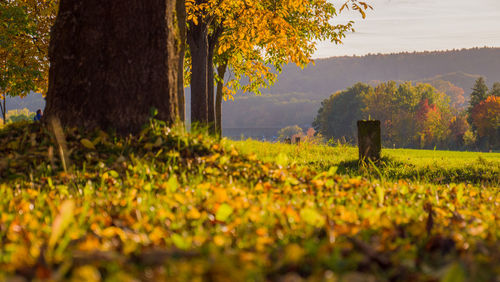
{"left": 314, "top": 0, "right": 500, "bottom": 58}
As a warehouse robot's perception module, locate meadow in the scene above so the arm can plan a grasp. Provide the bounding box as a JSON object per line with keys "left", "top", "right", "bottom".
{"left": 0, "top": 121, "right": 499, "bottom": 281}
{"left": 231, "top": 139, "right": 500, "bottom": 186}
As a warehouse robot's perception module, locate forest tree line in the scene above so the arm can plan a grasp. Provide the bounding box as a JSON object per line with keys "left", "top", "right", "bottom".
{"left": 313, "top": 78, "right": 500, "bottom": 151}
{"left": 222, "top": 48, "right": 500, "bottom": 129}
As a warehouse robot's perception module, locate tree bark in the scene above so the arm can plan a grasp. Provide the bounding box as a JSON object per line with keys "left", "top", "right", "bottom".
{"left": 176, "top": 0, "right": 186, "bottom": 123}
{"left": 187, "top": 23, "right": 209, "bottom": 126}
{"left": 1, "top": 94, "right": 6, "bottom": 124}
{"left": 44, "top": 0, "right": 182, "bottom": 134}
{"left": 207, "top": 37, "right": 216, "bottom": 134}
{"left": 215, "top": 62, "right": 227, "bottom": 137}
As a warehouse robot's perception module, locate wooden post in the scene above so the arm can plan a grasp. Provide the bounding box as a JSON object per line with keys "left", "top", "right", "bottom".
{"left": 357, "top": 120, "right": 381, "bottom": 162}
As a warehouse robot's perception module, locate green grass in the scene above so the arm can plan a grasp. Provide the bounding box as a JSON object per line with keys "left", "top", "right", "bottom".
{"left": 230, "top": 139, "right": 500, "bottom": 185}
{"left": 0, "top": 122, "right": 499, "bottom": 281}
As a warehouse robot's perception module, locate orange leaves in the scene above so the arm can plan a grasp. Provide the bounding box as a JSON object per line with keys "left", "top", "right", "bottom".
{"left": 470, "top": 95, "right": 500, "bottom": 137}
{"left": 340, "top": 0, "right": 373, "bottom": 19}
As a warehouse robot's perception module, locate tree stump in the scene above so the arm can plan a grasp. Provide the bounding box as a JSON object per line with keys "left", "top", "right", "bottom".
{"left": 357, "top": 120, "right": 381, "bottom": 162}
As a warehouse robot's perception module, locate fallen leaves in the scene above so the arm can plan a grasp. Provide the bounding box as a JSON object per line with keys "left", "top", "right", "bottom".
{"left": 0, "top": 122, "right": 499, "bottom": 280}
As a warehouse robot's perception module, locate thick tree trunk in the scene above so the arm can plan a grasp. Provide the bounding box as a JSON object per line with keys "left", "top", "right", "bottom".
{"left": 187, "top": 23, "right": 209, "bottom": 126}
{"left": 44, "top": 0, "right": 182, "bottom": 134}
{"left": 215, "top": 62, "right": 227, "bottom": 137}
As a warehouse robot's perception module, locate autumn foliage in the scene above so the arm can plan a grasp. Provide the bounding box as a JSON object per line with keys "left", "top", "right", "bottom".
{"left": 470, "top": 96, "right": 500, "bottom": 147}
{"left": 314, "top": 81, "right": 458, "bottom": 149}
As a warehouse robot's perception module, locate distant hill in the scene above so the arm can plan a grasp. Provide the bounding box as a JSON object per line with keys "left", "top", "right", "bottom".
{"left": 418, "top": 72, "right": 481, "bottom": 91}
{"left": 222, "top": 47, "right": 500, "bottom": 130}
{"left": 6, "top": 47, "right": 500, "bottom": 137}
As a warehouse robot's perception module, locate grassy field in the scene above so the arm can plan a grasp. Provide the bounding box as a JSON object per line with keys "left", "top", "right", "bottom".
{"left": 230, "top": 139, "right": 500, "bottom": 186}
{"left": 0, "top": 122, "right": 499, "bottom": 281}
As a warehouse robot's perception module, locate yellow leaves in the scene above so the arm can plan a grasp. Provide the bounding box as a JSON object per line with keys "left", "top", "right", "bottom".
{"left": 213, "top": 187, "right": 228, "bottom": 202}
{"left": 255, "top": 227, "right": 267, "bottom": 236}
{"left": 101, "top": 227, "right": 127, "bottom": 241}
{"left": 286, "top": 206, "right": 301, "bottom": 223}
{"left": 215, "top": 203, "right": 233, "bottom": 222}
{"left": 311, "top": 179, "right": 324, "bottom": 188}
{"left": 8, "top": 244, "right": 33, "bottom": 271}
{"left": 80, "top": 138, "right": 95, "bottom": 150}
{"left": 284, "top": 244, "right": 304, "bottom": 264}
{"left": 171, "top": 233, "right": 192, "bottom": 250}
{"left": 213, "top": 234, "right": 226, "bottom": 246}
{"left": 149, "top": 227, "right": 165, "bottom": 244}
{"left": 166, "top": 176, "right": 179, "bottom": 193}
{"left": 300, "top": 207, "right": 325, "bottom": 227}
{"left": 174, "top": 193, "right": 187, "bottom": 205}
{"left": 187, "top": 207, "right": 202, "bottom": 220}
{"left": 77, "top": 235, "right": 101, "bottom": 252}
{"left": 230, "top": 146, "right": 239, "bottom": 156}
{"left": 71, "top": 265, "right": 101, "bottom": 282}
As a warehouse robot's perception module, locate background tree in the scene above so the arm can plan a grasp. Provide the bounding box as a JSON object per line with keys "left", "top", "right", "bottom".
{"left": 314, "top": 81, "right": 455, "bottom": 149}
{"left": 448, "top": 114, "right": 470, "bottom": 149}
{"left": 277, "top": 125, "right": 303, "bottom": 142}
{"left": 489, "top": 82, "right": 500, "bottom": 97}
{"left": 16, "top": 0, "right": 58, "bottom": 94}
{"left": 44, "top": 0, "right": 185, "bottom": 133}
{"left": 470, "top": 96, "right": 500, "bottom": 150}
{"left": 313, "top": 82, "right": 371, "bottom": 142}
{"left": 467, "top": 77, "right": 488, "bottom": 124}
{"left": 0, "top": 2, "right": 42, "bottom": 124}
{"left": 185, "top": 0, "right": 372, "bottom": 131}
{"left": 415, "top": 98, "right": 450, "bottom": 148}
{"left": 3, "top": 108, "right": 35, "bottom": 124}
{"left": 427, "top": 79, "right": 466, "bottom": 109}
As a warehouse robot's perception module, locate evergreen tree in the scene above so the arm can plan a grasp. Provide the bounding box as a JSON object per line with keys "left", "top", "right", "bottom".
{"left": 467, "top": 77, "right": 489, "bottom": 124}
{"left": 489, "top": 82, "right": 500, "bottom": 97}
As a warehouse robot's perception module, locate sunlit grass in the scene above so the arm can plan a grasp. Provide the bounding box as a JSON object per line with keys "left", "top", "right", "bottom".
{"left": 230, "top": 139, "right": 500, "bottom": 185}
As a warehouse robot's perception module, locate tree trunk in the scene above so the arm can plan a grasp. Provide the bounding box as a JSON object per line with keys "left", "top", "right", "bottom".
{"left": 215, "top": 62, "right": 227, "bottom": 137}
{"left": 44, "top": 0, "right": 183, "bottom": 134}
{"left": 207, "top": 38, "right": 216, "bottom": 134}
{"left": 1, "top": 94, "right": 6, "bottom": 125}
{"left": 187, "top": 23, "right": 209, "bottom": 126}
{"left": 176, "top": 0, "right": 186, "bottom": 123}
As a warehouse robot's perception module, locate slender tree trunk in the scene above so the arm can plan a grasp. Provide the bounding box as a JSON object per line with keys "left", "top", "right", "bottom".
{"left": 187, "top": 23, "right": 209, "bottom": 126}
{"left": 44, "top": 0, "right": 182, "bottom": 134}
{"left": 215, "top": 62, "right": 227, "bottom": 137}
{"left": 176, "top": 0, "right": 186, "bottom": 123}
{"left": 207, "top": 38, "right": 216, "bottom": 134}
{"left": 1, "top": 94, "right": 6, "bottom": 125}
